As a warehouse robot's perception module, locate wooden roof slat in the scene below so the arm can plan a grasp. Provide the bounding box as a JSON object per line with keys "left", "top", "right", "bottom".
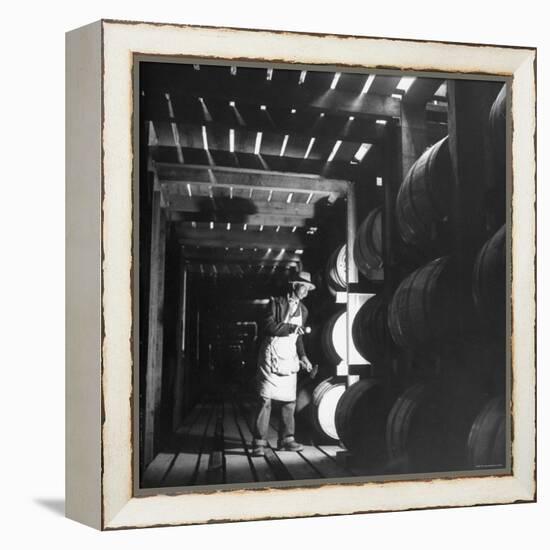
{"left": 270, "top": 68, "right": 301, "bottom": 89}
{"left": 282, "top": 134, "right": 309, "bottom": 159}
{"left": 171, "top": 124, "right": 364, "bottom": 162}
{"left": 335, "top": 140, "right": 364, "bottom": 164}
{"left": 369, "top": 75, "right": 402, "bottom": 96}
{"left": 308, "top": 137, "right": 338, "bottom": 162}
{"left": 154, "top": 120, "right": 180, "bottom": 148}
{"left": 143, "top": 62, "right": 402, "bottom": 116}
{"left": 148, "top": 83, "right": 400, "bottom": 118}
{"left": 169, "top": 94, "right": 200, "bottom": 122}
{"left": 403, "top": 78, "right": 445, "bottom": 105}
{"left": 144, "top": 95, "right": 386, "bottom": 144}
{"left": 234, "top": 126, "right": 256, "bottom": 156}
{"left": 260, "top": 132, "right": 285, "bottom": 157}
{"left": 299, "top": 70, "right": 334, "bottom": 91}
{"left": 203, "top": 124, "right": 228, "bottom": 151}
{"left": 336, "top": 73, "right": 371, "bottom": 94}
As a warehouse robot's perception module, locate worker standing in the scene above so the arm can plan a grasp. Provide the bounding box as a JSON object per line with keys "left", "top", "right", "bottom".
{"left": 252, "top": 272, "right": 315, "bottom": 456}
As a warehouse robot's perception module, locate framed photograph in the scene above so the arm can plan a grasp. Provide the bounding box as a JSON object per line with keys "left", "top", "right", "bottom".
{"left": 66, "top": 19, "right": 536, "bottom": 530}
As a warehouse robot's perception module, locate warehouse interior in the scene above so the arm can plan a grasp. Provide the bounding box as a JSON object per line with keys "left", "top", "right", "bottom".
{"left": 138, "top": 61, "right": 508, "bottom": 489}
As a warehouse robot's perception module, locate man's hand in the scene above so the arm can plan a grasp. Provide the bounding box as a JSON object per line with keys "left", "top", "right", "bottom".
{"left": 299, "top": 356, "right": 313, "bottom": 372}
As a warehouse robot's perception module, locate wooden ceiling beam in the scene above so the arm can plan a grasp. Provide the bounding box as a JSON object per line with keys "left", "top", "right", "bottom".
{"left": 169, "top": 211, "right": 313, "bottom": 227}
{"left": 144, "top": 102, "right": 386, "bottom": 144}
{"left": 151, "top": 146, "right": 381, "bottom": 181}
{"left": 164, "top": 195, "right": 319, "bottom": 217}
{"left": 156, "top": 162, "right": 349, "bottom": 195}
{"left": 152, "top": 120, "right": 370, "bottom": 162}
{"left": 181, "top": 247, "right": 303, "bottom": 264}
{"left": 176, "top": 226, "right": 308, "bottom": 249}
{"left": 185, "top": 261, "right": 300, "bottom": 273}
{"left": 145, "top": 84, "right": 400, "bottom": 118}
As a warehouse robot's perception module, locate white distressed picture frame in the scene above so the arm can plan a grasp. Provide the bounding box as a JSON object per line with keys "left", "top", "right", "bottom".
{"left": 66, "top": 19, "right": 536, "bottom": 530}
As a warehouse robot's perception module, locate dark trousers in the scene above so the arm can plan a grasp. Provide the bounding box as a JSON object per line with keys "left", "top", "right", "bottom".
{"left": 253, "top": 397, "right": 296, "bottom": 446}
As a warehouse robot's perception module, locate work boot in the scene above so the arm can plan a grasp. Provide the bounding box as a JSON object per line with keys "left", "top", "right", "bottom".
{"left": 251, "top": 438, "right": 267, "bottom": 457}
{"left": 252, "top": 445, "right": 265, "bottom": 457}
{"left": 278, "top": 436, "right": 303, "bottom": 452}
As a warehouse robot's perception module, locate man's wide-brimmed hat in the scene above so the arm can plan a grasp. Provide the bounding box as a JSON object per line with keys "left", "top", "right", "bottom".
{"left": 289, "top": 271, "right": 316, "bottom": 290}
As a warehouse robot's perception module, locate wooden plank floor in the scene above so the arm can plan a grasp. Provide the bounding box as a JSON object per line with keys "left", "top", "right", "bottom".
{"left": 142, "top": 395, "right": 356, "bottom": 489}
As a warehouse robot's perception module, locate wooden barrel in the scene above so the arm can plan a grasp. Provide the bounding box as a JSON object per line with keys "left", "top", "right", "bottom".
{"left": 388, "top": 256, "right": 460, "bottom": 352}
{"left": 309, "top": 377, "right": 347, "bottom": 441}
{"left": 386, "top": 381, "right": 484, "bottom": 473}
{"left": 352, "top": 294, "right": 394, "bottom": 364}
{"left": 473, "top": 225, "right": 506, "bottom": 331}
{"left": 395, "top": 136, "right": 452, "bottom": 254}
{"left": 354, "top": 207, "right": 383, "bottom": 277}
{"left": 386, "top": 384, "right": 430, "bottom": 463}
{"left": 334, "top": 379, "right": 387, "bottom": 462}
{"left": 489, "top": 84, "right": 507, "bottom": 172}
{"left": 321, "top": 309, "right": 347, "bottom": 365}
{"left": 296, "top": 376, "right": 318, "bottom": 414}
{"left": 325, "top": 245, "right": 347, "bottom": 295}
{"left": 467, "top": 396, "right": 506, "bottom": 469}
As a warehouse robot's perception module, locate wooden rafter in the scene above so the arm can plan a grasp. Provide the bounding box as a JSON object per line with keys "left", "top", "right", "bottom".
{"left": 156, "top": 162, "right": 349, "bottom": 195}
{"left": 145, "top": 101, "right": 387, "bottom": 144}
{"left": 145, "top": 83, "right": 401, "bottom": 119}
{"left": 168, "top": 211, "right": 314, "bottom": 227}
{"left": 164, "top": 195, "right": 321, "bottom": 217}
{"left": 151, "top": 146, "right": 381, "bottom": 180}
{"left": 403, "top": 78, "right": 445, "bottom": 105}
{"left": 176, "top": 225, "right": 309, "bottom": 250}
{"left": 181, "top": 246, "right": 303, "bottom": 264}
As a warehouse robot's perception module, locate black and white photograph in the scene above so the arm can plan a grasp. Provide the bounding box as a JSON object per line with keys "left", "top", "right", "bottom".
{"left": 136, "top": 60, "right": 510, "bottom": 491}
{"left": 7, "top": 0, "right": 537, "bottom": 540}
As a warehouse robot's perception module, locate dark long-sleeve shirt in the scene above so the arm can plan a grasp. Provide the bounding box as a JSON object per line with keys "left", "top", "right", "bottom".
{"left": 260, "top": 295, "right": 309, "bottom": 358}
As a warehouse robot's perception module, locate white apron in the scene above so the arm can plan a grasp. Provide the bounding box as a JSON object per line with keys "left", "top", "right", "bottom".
{"left": 257, "top": 307, "right": 302, "bottom": 402}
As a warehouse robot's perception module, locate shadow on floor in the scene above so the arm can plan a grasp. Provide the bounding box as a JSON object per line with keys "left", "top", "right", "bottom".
{"left": 34, "top": 498, "right": 65, "bottom": 517}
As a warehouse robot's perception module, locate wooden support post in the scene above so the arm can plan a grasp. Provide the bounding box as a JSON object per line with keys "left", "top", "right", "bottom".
{"left": 143, "top": 183, "right": 167, "bottom": 467}
{"left": 383, "top": 121, "right": 402, "bottom": 389}
{"left": 400, "top": 101, "right": 428, "bottom": 180}
{"left": 172, "top": 258, "right": 188, "bottom": 431}
{"left": 382, "top": 121, "right": 401, "bottom": 299}
{"left": 346, "top": 181, "right": 359, "bottom": 286}
{"left": 346, "top": 182, "right": 360, "bottom": 386}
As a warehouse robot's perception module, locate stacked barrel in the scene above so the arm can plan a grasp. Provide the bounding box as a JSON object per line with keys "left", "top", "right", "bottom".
{"left": 295, "top": 253, "right": 349, "bottom": 444}
{"left": 325, "top": 244, "right": 347, "bottom": 296}
{"left": 326, "top": 83, "right": 509, "bottom": 474}
{"left": 354, "top": 207, "right": 384, "bottom": 278}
